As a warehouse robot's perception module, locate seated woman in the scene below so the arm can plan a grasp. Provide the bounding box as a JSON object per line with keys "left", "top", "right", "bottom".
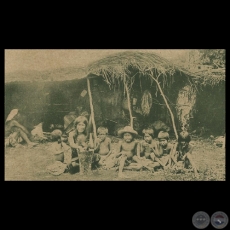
{"left": 64, "top": 106, "right": 89, "bottom": 135}
{"left": 5, "top": 109, "right": 38, "bottom": 148}
{"left": 67, "top": 116, "right": 100, "bottom": 174}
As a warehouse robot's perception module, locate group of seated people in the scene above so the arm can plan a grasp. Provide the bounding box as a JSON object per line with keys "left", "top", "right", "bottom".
{"left": 5, "top": 109, "right": 198, "bottom": 178}
{"left": 50, "top": 115, "right": 199, "bottom": 178}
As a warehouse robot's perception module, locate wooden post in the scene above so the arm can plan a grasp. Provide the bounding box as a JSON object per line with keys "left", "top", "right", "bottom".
{"left": 124, "top": 76, "right": 133, "bottom": 128}
{"left": 87, "top": 78, "right": 97, "bottom": 144}
{"left": 151, "top": 74, "right": 178, "bottom": 140}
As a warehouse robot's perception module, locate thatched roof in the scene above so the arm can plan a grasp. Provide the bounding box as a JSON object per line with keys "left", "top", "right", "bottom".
{"left": 189, "top": 67, "right": 225, "bottom": 86}
{"left": 5, "top": 51, "right": 225, "bottom": 87}
{"left": 87, "top": 51, "right": 191, "bottom": 79}
{"left": 86, "top": 51, "right": 225, "bottom": 89}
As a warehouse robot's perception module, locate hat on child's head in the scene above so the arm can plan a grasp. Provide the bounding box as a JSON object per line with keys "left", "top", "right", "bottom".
{"left": 158, "top": 131, "right": 169, "bottom": 140}
{"left": 6, "top": 109, "right": 18, "bottom": 122}
{"left": 51, "top": 129, "right": 63, "bottom": 141}
{"left": 178, "top": 131, "right": 191, "bottom": 142}
{"left": 117, "top": 126, "right": 138, "bottom": 138}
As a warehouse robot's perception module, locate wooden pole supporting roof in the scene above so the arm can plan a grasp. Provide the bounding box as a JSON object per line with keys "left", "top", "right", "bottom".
{"left": 124, "top": 75, "right": 133, "bottom": 128}
{"left": 87, "top": 77, "right": 97, "bottom": 145}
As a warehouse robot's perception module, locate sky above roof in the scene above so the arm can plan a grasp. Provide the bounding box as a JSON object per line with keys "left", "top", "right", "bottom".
{"left": 5, "top": 49, "right": 190, "bottom": 74}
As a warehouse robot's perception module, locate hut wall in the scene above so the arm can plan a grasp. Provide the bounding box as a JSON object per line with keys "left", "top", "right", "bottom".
{"left": 176, "top": 85, "right": 196, "bottom": 131}
{"left": 89, "top": 78, "right": 124, "bottom": 126}
{"left": 5, "top": 78, "right": 89, "bottom": 131}
{"left": 124, "top": 73, "right": 190, "bottom": 133}
{"left": 190, "top": 82, "right": 225, "bottom": 135}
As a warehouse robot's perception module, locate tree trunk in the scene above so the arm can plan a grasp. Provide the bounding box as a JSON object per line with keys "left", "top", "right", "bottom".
{"left": 124, "top": 77, "right": 133, "bottom": 128}
{"left": 150, "top": 74, "right": 178, "bottom": 140}
{"left": 87, "top": 78, "right": 97, "bottom": 144}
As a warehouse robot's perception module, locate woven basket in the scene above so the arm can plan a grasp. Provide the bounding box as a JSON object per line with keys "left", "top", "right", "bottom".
{"left": 78, "top": 150, "right": 94, "bottom": 175}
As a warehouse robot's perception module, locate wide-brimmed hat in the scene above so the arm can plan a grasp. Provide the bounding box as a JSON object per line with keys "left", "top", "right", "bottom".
{"left": 6, "top": 109, "right": 18, "bottom": 122}
{"left": 117, "top": 126, "right": 138, "bottom": 137}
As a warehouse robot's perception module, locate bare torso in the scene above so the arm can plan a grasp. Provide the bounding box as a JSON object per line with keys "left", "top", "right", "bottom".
{"left": 140, "top": 140, "right": 156, "bottom": 158}
{"left": 97, "top": 137, "right": 111, "bottom": 155}
{"left": 154, "top": 142, "right": 173, "bottom": 163}
{"left": 120, "top": 141, "right": 137, "bottom": 159}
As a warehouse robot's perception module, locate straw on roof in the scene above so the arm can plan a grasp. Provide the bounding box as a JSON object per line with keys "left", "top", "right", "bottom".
{"left": 191, "top": 68, "right": 225, "bottom": 86}
{"left": 86, "top": 51, "right": 225, "bottom": 88}
{"left": 87, "top": 51, "right": 187, "bottom": 77}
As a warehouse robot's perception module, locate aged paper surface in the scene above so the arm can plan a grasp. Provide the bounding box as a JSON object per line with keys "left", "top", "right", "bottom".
{"left": 5, "top": 49, "right": 225, "bottom": 181}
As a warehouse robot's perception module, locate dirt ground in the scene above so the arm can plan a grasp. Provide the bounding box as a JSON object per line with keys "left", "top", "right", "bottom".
{"left": 4, "top": 136, "right": 225, "bottom": 181}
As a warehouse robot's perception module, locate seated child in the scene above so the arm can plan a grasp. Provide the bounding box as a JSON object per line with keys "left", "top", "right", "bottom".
{"left": 47, "top": 129, "right": 73, "bottom": 175}
{"left": 173, "top": 131, "right": 199, "bottom": 177}
{"left": 152, "top": 131, "right": 174, "bottom": 170}
{"left": 114, "top": 126, "right": 142, "bottom": 178}
{"left": 138, "top": 128, "right": 157, "bottom": 171}
{"left": 94, "top": 127, "right": 112, "bottom": 167}
{"left": 76, "top": 133, "right": 89, "bottom": 152}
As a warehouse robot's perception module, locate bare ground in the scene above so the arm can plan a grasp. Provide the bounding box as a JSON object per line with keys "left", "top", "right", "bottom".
{"left": 4, "top": 137, "right": 225, "bottom": 181}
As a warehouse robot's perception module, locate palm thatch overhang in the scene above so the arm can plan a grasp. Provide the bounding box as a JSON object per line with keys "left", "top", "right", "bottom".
{"left": 84, "top": 51, "right": 225, "bottom": 136}
{"left": 189, "top": 68, "right": 225, "bottom": 87}
{"left": 86, "top": 51, "right": 225, "bottom": 89}
{"left": 4, "top": 51, "right": 225, "bottom": 135}
{"left": 85, "top": 51, "right": 199, "bottom": 138}
{"left": 86, "top": 51, "right": 193, "bottom": 87}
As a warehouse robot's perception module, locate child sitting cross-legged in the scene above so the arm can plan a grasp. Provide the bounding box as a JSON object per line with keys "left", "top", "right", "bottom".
{"left": 113, "top": 126, "right": 143, "bottom": 178}
{"left": 151, "top": 131, "right": 174, "bottom": 171}
{"left": 94, "top": 126, "right": 113, "bottom": 167}
{"left": 46, "top": 129, "right": 73, "bottom": 176}
{"left": 138, "top": 128, "right": 157, "bottom": 172}
{"left": 172, "top": 131, "right": 199, "bottom": 178}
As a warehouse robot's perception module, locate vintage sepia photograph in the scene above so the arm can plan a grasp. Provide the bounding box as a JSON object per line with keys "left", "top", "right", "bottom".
{"left": 4, "top": 49, "right": 225, "bottom": 181}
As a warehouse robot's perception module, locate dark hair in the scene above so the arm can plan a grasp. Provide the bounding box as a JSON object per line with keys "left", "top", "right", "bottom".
{"left": 97, "top": 126, "right": 108, "bottom": 135}
{"left": 73, "top": 116, "right": 89, "bottom": 136}
{"left": 158, "top": 131, "right": 169, "bottom": 140}
{"left": 51, "top": 129, "right": 63, "bottom": 142}
{"left": 74, "top": 116, "right": 88, "bottom": 127}
{"left": 142, "top": 128, "right": 154, "bottom": 138}
{"left": 123, "top": 132, "right": 134, "bottom": 139}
